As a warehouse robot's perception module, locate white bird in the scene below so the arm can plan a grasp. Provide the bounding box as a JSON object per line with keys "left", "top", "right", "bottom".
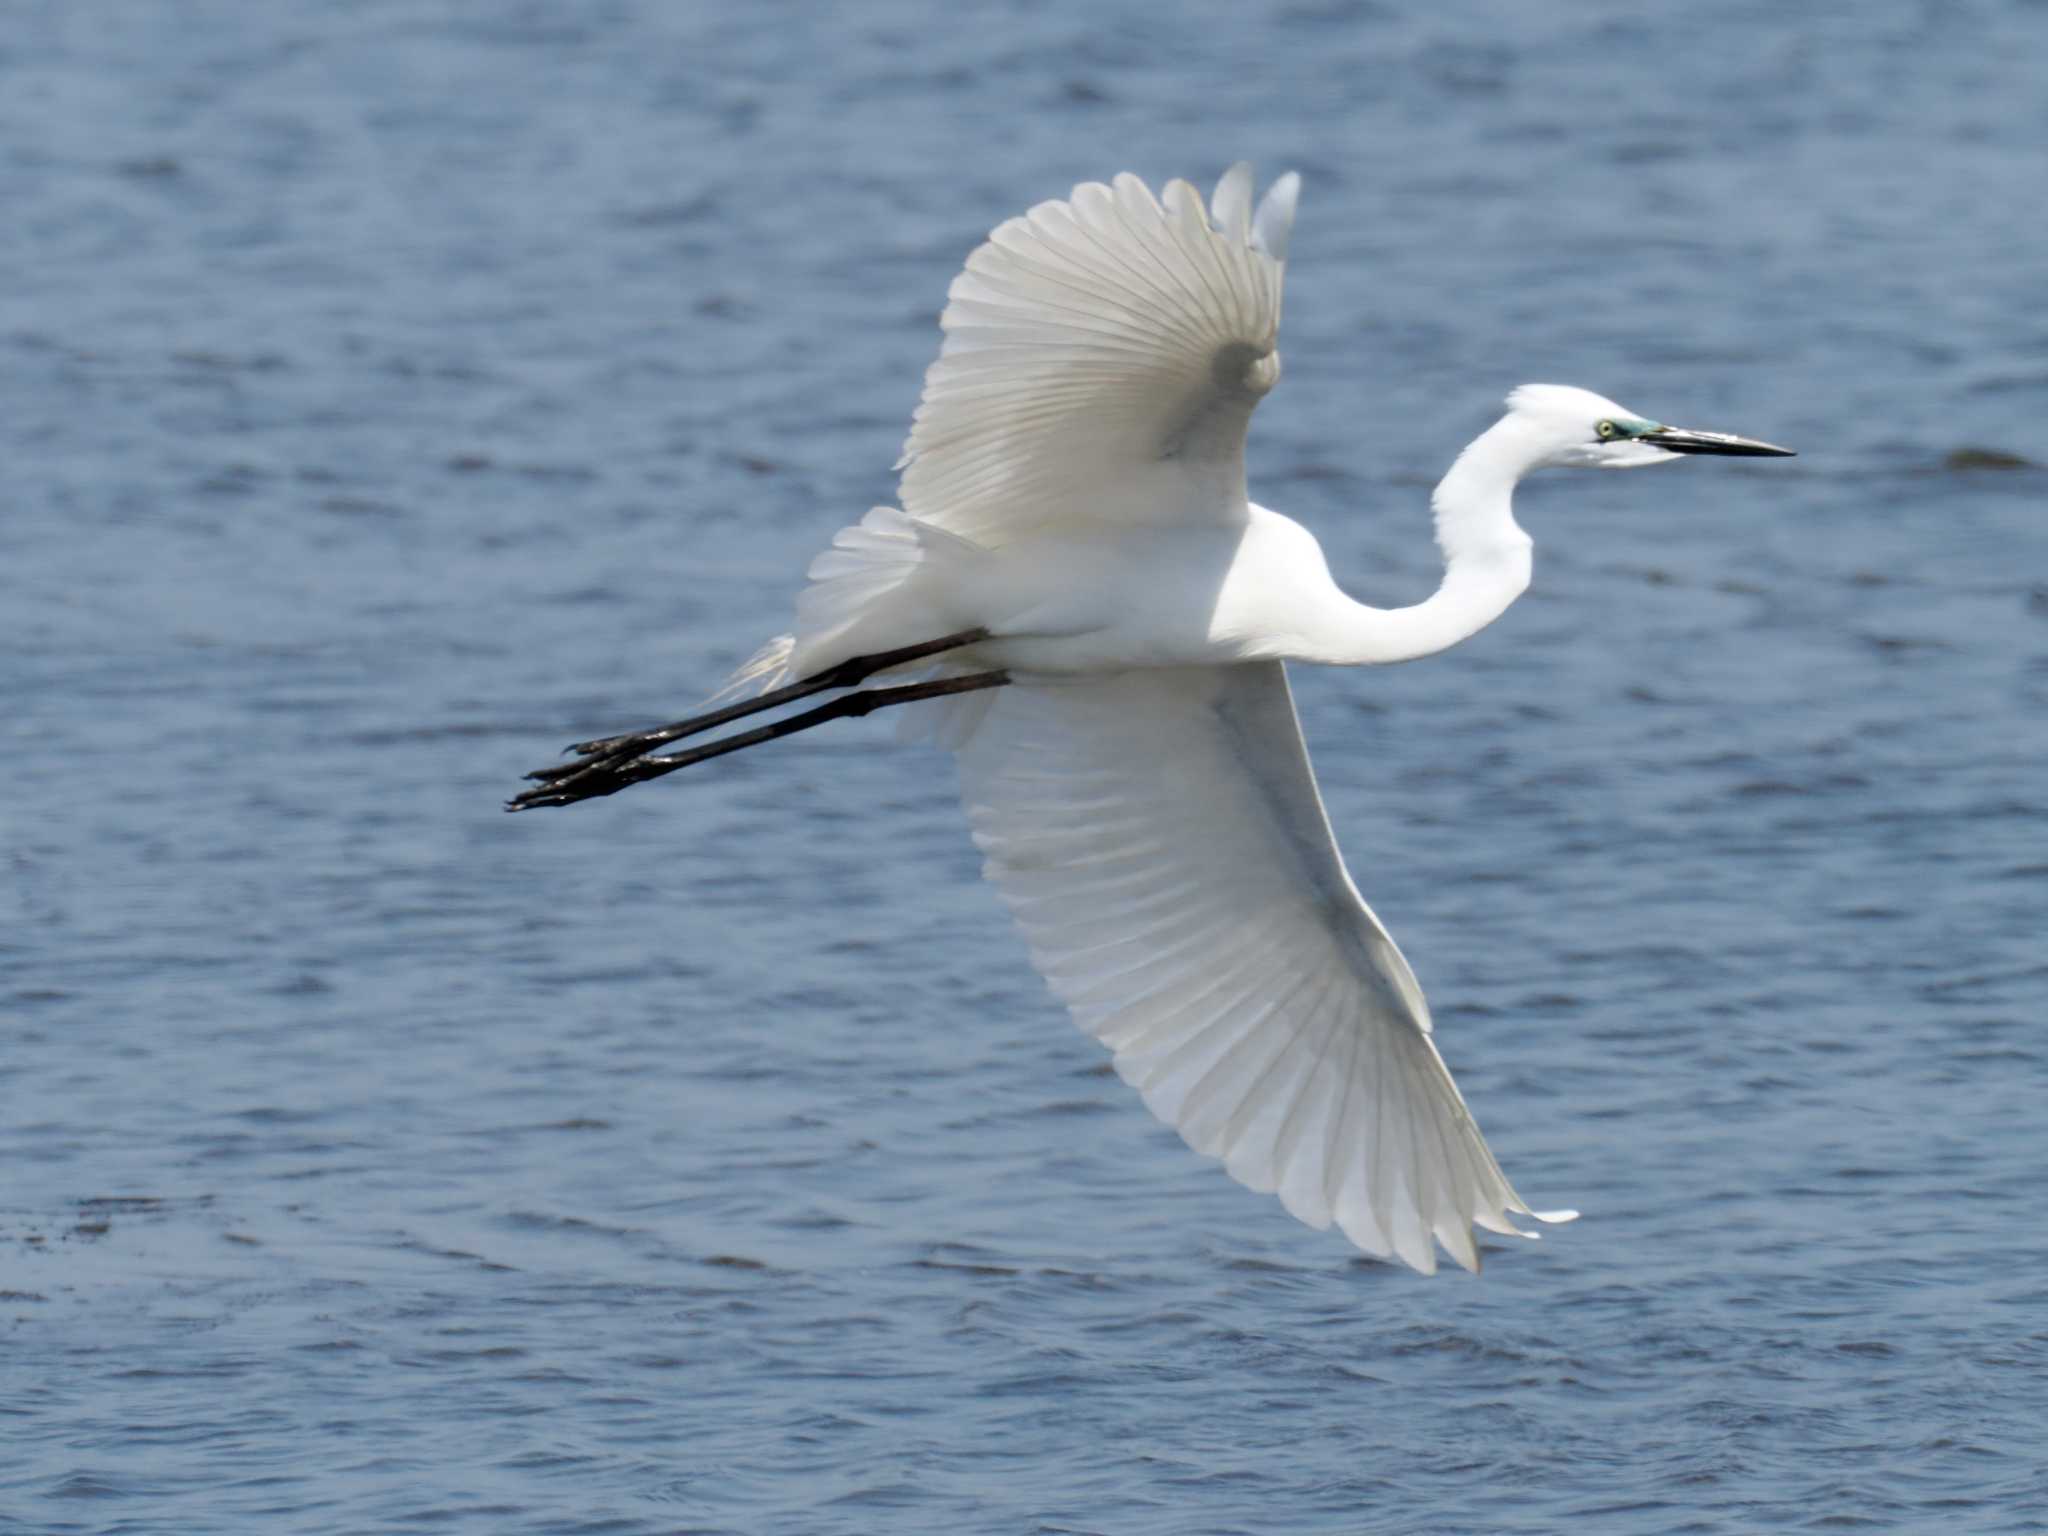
{"left": 514, "top": 165, "right": 1793, "bottom": 1274}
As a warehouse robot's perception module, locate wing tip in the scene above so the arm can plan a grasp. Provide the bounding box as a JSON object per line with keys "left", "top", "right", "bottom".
{"left": 1212, "top": 162, "right": 1254, "bottom": 244}
{"left": 1253, "top": 171, "right": 1302, "bottom": 264}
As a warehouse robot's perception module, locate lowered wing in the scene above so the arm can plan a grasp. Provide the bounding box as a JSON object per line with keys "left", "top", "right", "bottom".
{"left": 955, "top": 662, "right": 1574, "bottom": 1273}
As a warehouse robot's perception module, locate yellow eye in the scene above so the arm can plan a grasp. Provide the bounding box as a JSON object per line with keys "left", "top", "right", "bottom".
{"left": 1596, "top": 419, "right": 1619, "bottom": 440}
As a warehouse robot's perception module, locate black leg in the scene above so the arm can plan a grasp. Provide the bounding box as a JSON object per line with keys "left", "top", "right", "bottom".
{"left": 554, "top": 627, "right": 992, "bottom": 764}
{"left": 506, "top": 670, "right": 1010, "bottom": 811}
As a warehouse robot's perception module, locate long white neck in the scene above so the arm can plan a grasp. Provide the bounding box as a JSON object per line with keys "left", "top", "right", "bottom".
{"left": 1306, "top": 412, "right": 1542, "bottom": 666}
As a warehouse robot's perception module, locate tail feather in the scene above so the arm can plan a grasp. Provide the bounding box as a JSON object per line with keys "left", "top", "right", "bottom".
{"left": 796, "top": 506, "right": 928, "bottom": 642}
{"left": 788, "top": 505, "right": 986, "bottom": 678}
{"left": 712, "top": 633, "right": 795, "bottom": 702}
{"left": 720, "top": 504, "right": 995, "bottom": 737}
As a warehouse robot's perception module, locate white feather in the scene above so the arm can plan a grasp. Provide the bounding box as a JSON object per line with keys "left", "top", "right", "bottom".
{"left": 955, "top": 662, "right": 1574, "bottom": 1273}
{"left": 894, "top": 168, "right": 1297, "bottom": 548}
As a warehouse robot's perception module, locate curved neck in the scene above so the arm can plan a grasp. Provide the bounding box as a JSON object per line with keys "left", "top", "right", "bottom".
{"left": 1310, "top": 412, "right": 1541, "bottom": 666}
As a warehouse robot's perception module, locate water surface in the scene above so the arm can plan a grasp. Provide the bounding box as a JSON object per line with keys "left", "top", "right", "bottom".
{"left": 5, "top": 2, "right": 2047, "bottom": 1531}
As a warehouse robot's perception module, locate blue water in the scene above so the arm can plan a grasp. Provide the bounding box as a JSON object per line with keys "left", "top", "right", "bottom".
{"left": 6, "top": 1, "right": 2047, "bottom": 1530}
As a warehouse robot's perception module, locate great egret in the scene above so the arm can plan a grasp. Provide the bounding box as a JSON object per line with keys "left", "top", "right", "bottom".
{"left": 512, "top": 165, "right": 1793, "bottom": 1274}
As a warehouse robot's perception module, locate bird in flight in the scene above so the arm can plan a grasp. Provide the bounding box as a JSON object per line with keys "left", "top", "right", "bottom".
{"left": 511, "top": 165, "right": 1793, "bottom": 1274}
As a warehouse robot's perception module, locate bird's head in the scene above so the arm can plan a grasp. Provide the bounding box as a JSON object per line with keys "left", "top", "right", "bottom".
{"left": 1505, "top": 383, "right": 1795, "bottom": 470}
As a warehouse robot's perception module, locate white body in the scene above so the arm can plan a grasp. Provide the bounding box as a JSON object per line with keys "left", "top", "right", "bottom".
{"left": 800, "top": 503, "right": 1530, "bottom": 680}
{"left": 735, "top": 167, "right": 1690, "bottom": 1273}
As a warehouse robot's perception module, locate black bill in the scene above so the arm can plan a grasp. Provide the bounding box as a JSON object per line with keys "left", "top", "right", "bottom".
{"left": 1640, "top": 425, "right": 1797, "bottom": 457}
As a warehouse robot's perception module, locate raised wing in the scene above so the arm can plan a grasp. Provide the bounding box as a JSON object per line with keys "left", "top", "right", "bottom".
{"left": 898, "top": 164, "right": 1301, "bottom": 548}
{"left": 955, "top": 663, "right": 1573, "bottom": 1274}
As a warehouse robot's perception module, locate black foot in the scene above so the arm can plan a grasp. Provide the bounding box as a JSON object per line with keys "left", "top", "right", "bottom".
{"left": 506, "top": 668, "right": 1010, "bottom": 812}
